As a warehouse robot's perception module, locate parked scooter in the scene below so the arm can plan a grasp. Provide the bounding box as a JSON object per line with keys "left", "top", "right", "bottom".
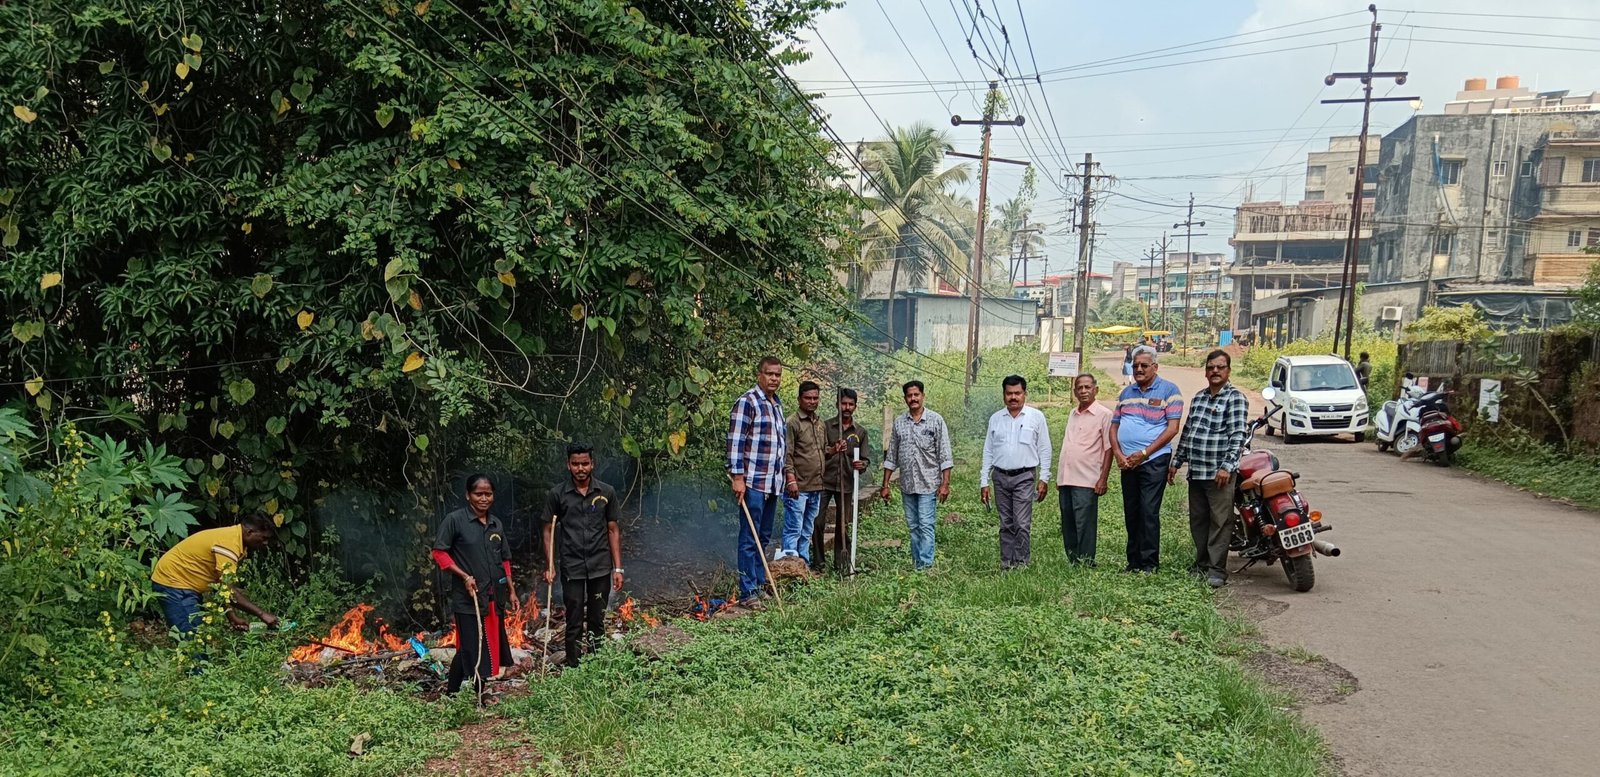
{"left": 1232, "top": 387, "right": 1338, "bottom": 592}
{"left": 1374, "top": 376, "right": 1463, "bottom": 465}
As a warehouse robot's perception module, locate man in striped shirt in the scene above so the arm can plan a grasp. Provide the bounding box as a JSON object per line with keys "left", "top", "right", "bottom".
{"left": 1110, "top": 346, "right": 1184, "bottom": 573}
{"left": 1170, "top": 349, "right": 1251, "bottom": 588}
{"left": 727, "top": 355, "right": 787, "bottom": 605}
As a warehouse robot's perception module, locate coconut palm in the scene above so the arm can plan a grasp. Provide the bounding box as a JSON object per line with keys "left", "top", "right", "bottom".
{"left": 990, "top": 196, "right": 1046, "bottom": 281}
{"left": 857, "top": 123, "right": 972, "bottom": 350}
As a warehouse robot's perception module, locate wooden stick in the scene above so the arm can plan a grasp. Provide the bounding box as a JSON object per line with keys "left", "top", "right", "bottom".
{"left": 541, "top": 515, "right": 557, "bottom": 675}
{"left": 469, "top": 587, "right": 484, "bottom": 709}
{"left": 736, "top": 491, "right": 783, "bottom": 608}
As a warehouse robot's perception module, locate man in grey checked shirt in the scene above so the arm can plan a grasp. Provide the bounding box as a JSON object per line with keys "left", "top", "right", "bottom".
{"left": 1169, "top": 349, "right": 1251, "bottom": 588}
{"left": 879, "top": 380, "right": 952, "bottom": 572}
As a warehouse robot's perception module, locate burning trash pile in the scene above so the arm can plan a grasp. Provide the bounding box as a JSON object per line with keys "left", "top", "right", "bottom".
{"left": 282, "top": 594, "right": 670, "bottom": 690}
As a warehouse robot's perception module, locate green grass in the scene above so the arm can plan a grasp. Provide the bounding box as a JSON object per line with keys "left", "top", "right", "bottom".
{"left": 1458, "top": 433, "right": 1600, "bottom": 511}
{"left": 0, "top": 348, "right": 1331, "bottom": 776}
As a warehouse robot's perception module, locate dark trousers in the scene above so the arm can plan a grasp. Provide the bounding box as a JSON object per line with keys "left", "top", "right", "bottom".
{"left": 1057, "top": 486, "right": 1099, "bottom": 564}
{"left": 562, "top": 575, "right": 609, "bottom": 667}
{"left": 447, "top": 605, "right": 511, "bottom": 693}
{"left": 1187, "top": 480, "right": 1235, "bottom": 577}
{"left": 993, "top": 468, "right": 1036, "bottom": 569}
{"left": 1119, "top": 454, "right": 1171, "bottom": 571}
{"left": 812, "top": 490, "right": 852, "bottom": 572}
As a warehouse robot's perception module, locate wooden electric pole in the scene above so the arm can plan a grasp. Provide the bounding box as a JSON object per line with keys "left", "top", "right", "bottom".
{"left": 952, "top": 84, "right": 1025, "bottom": 401}
{"left": 1322, "top": 3, "right": 1416, "bottom": 361}
{"left": 1173, "top": 196, "right": 1206, "bottom": 353}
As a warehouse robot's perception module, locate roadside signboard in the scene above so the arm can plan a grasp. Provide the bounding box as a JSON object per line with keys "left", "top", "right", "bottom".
{"left": 1048, "top": 352, "right": 1080, "bottom": 377}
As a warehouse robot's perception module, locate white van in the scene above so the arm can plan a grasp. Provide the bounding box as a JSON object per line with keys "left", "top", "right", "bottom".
{"left": 1265, "top": 355, "right": 1369, "bottom": 442}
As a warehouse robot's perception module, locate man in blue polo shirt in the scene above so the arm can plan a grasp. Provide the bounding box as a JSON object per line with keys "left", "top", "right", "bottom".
{"left": 1110, "top": 346, "right": 1184, "bottom": 572}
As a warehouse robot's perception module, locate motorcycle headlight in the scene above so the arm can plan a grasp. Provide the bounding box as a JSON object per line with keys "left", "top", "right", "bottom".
{"left": 1290, "top": 398, "right": 1309, "bottom": 413}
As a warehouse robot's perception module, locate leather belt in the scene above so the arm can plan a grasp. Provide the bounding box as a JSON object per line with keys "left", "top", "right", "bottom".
{"left": 995, "top": 466, "right": 1034, "bottom": 477}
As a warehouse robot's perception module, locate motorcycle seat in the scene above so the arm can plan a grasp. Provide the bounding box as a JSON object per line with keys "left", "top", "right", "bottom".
{"left": 1241, "top": 470, "right": 1296, "bottom": 497}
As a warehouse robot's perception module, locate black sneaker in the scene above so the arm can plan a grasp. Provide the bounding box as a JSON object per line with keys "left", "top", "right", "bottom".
{"left": 1207, "top": 574, "right": 1227, "bottom": 589}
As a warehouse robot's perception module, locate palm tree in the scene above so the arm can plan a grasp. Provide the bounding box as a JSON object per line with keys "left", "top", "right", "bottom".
{"left": 990, "top": 196, "right": 1046, "bottom": 283}
{"left": 858, "top": 123, "right": 972, "bottom": 350}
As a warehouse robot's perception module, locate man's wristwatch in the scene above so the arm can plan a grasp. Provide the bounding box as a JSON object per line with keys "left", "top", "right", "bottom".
{"left": 613, "top": 568, "right": 625, "bottom": 574}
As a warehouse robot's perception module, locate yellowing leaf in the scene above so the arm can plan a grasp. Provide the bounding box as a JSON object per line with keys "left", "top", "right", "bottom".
{"left": 569, "top": 304, "right": 585, "bottom": 321}
{"left": 39, "top": 272, "right": 62, "bottom": 290}
{"left": 277, "top": 96, "right": 290, "bottom": 115}
{"left": 240, "top": 222, "right": 253, "bottom": 234}
{"left": 12, "top": 105, "right": 37, "bottom": 123}
{"left": 152, "top": 103, "right": 168, "bottom": 116}
{"left": 415, "top": 0, "right": 431, "bottom": 14}
{"left": 138, "top": 80, "right": 150, "bottom": 96}
{"left": 23, "top": 377, "right": 43, "bottom": 396}
{"left": 401, "top": 352, "right": 426, "bottom": 373}
{"left": 360, "top": 320, "right": 376, "bottom": 340}
{"left": 497, "top": 272, "right": 516, "bottom": 287}
{"left": 446, "top": 157, "right": 461, "bottom": 170}
{"left": 272, "top": 513, "right": 285, "bottom": 527}
{"left": 264, "top": 498, "right": 279, "bottom": 515}
{"left": 668, "top": 429, "right": 688, "bottom": 455}
{"left": 296, "top": 310, "right": 315, "bottom": 330}
{"left": 175, "top": 61, "right": 190, "bottom": 80}
{"left": 407, "top": 289, "right": 422, "bottom": 311}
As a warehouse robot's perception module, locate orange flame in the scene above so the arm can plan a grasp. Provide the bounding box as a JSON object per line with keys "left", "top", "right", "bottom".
{"left": 287, "top": 604, "right": 415, "bottom": 663}
{"left": 617, "top": 596, "right": 659, "bottom": 628}
{"left": 503, "top": 593, "right": 539, "bottom": 649}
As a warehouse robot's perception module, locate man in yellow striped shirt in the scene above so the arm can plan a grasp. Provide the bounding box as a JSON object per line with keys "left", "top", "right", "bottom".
{"left": 151, "top": 513, "right": 279, "bottom": 635}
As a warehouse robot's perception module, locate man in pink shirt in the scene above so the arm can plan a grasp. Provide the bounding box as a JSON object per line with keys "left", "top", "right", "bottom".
{"left": 1056, "top": 373, "right": 1114, "bottom": 565}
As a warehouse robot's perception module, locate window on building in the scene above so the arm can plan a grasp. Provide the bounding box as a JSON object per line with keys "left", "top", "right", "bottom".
{"left": 1304, "top": 190, "right": 1324, "bottom": 201}
{"left": 1439, "top": 160, "right": 1464, "bottom": 186}
{"left": 1306, "top": 165, "right": 1326, "bottom": 187}
{"left": 1520, "top": 160, "right": 1534, "bottom": 177}
{"left": 1434, "top": 233, "right": 1454, "bottom": 255}
{"left": 1590, "top": 228, "right": 1600, "bottom": 247}
{"left": 1570, "top": 229, "right": 1585, "bottom": 248}
{"left": 1583, "top": 159, "right": 1600, "bottom": 183}
{"left": 1492, "top": 160, "right": 1508, "bottom": 177}
{"left": 1347, "top": 167, "right": 1355, "bottom": 174}
{"left": 1486, "top": 229, "right": 1501, "bottom": 248}
{"left": 1541, "top": 157, "right": 1566, "bottom": 185}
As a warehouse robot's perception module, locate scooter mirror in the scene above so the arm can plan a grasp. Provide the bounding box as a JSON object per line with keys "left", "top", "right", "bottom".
{"left": 1261, "top": 386, "right": 1278, "bottom": 403}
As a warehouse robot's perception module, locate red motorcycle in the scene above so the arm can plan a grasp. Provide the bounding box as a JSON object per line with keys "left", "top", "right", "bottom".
{"left": 1231, "top": 387, "right": 1340, "bottom": 592}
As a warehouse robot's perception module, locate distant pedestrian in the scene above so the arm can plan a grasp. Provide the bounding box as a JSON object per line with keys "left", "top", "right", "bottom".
{"left": 1056, "top": 373, "right": 1114, "bottom": 565}
{"left": 432, "top": 476, "right": 516, "bottom": 692}
{"left": 815, "top": 388, "right": 871, "bottom": 573}
{"left": 879, "top": 381, "right": 953, "bottom": 572}
{"left": 1170, "top": 350, "right": 1250, "bottom": 588}
{"left": 1122, "top": 345, "right": 1134, "bottom": 386}
{"left": 1355, "top": 352, "right": 1372, "bottom": 391}
{"left": 543, "top": 445, "right": 623, "bottom": 667}
{"left": 980, "top": 375, "right": 1053, "bottom": 570}
{"left": 727, "top": 356, "right": 786, "bottom": 605}
{"left": 781, "top": 381, "right": 826, "bottom": 563}
{"left": 152, "top": 512, "right": 280, "bottom": 637}
{"left": 1110, "top": 346, "right": 1184, "bottom": 573}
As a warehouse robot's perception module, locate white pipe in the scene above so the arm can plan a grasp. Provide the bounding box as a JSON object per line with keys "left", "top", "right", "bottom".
{"left": 850, "top": 447, "right": 860, "bottom": 574}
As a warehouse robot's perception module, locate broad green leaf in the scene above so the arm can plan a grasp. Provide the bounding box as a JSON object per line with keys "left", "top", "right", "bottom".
{"left": 266, "top": 416, "right": 287, "bottom": 435}
{"left": 151, "top": 141, "right": 172, "bottom": 161}
{"left": 217, "top": 421, "right": 235, "bottom": 439}
{"left": 290, "top": 82, "right": 311, "bottom": 102}
{"left": 383, "top": 257, "right": 403, "bottom": 281}
{"left": 415, "top": 434, "right": 429, "bottom": 451}
{"left": 227, "top": 379, "right": 256, "bottom": 406}
{"left": 250, "top": 273, "right": 274, "bottom": 298}
{"left": 375, "top": 105, "right": 395, "bottom": 127}
{"left": 11, "top": 319, "right": 44, "bottom": 343}
{"left": 99, "top": 60, "right": 115, "bottom": 74}
{"left": 23, "top": 376, "right": 43, "bottom": 396}
{"left": 20, "top": 634, "right": 47, "bottom": 658}
{"left": 621, "top": 435, "right": 642, "bottom": 458}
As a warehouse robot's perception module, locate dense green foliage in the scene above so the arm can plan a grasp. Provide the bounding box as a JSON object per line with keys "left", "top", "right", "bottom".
{"left": 1, "top": 0, "right": 851, "bottom": 550}
{"left": 1459, "top": 423, "right": 1600, "bottom": 511}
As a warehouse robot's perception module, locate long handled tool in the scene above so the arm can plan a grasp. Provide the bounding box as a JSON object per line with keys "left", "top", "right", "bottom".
{"left": 468, "top": 587, "right": 485, "bottom": 709}
{"left": 541, "top": 515, "right": 557, "bottom": 675}
{"left": 734, "top": 487, "right": 783, "bottom": 608}
{"left": 849, "top": 445, "right": 860, "bottom": 575}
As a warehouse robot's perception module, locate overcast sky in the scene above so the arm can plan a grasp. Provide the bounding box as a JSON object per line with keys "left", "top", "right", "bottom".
{"left": 786, "top": 0, "right": 1600, "bottom": 278}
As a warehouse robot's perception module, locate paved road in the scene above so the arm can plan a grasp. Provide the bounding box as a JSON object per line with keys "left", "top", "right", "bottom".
{"left": 1094, "top": 352, "right": 1600, "bottom": 777}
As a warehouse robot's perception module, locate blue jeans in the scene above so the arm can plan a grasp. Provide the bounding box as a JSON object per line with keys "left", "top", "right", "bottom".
{"left": 902, "top": 492, "right": 938, "bottom": 570}
{"left": 781, "top": 490, "right": 823, "bottom": 562}
{"left": 737, "top": 489, "right": 779, "bottom": 599}
{"left": 153, "top": 582, "right": 203, "bottom": 636}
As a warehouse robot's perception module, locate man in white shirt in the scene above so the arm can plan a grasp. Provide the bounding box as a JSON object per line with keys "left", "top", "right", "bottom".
{"left": 980, "top": 374, "right": 1053, "bottom": 570}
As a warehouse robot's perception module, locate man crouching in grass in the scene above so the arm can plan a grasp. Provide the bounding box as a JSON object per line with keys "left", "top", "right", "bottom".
{"left": 150, "top": 512, "right": 280, "bottom": 637}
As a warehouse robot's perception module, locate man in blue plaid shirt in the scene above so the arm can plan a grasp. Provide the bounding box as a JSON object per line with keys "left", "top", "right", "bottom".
{"left": 728, "top": 355, "right": 787, "bottom": 604}
{"left": 1169, "top": 349, "right": 1251, "bottom": 588}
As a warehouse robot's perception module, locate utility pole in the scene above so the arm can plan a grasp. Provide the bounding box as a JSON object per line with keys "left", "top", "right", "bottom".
{"left": 951, "top": 87, "right": 1025, "bottom": 401}
{"left": 1142, "top": 242, "right": 1163, "bottom": 331}
{"left": 1322, "top": 4, "right": 1416, "bottom": 360}
{"left": 1157, "top": 232, "right": 1170, "bottom": 328}
{"left": 1070, "top": 153, "right": 1113, "bottom": 367}
{"left": 1173, "top": 196, "right": 1206, "bottom": 353}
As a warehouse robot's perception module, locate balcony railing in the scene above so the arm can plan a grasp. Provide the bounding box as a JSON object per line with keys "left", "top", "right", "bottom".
{"left": 1232, "top": 200, "right": 1376, "bottom": 237}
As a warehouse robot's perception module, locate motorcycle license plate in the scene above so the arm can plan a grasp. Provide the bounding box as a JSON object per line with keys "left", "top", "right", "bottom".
{"left": 1428, "top": 433, "right": 1445, "bottom": 442}
{"left": 1278, "top": 523, "right": 1316, "bottom": 550}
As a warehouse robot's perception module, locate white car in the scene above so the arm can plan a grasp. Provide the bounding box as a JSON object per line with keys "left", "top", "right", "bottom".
{"left": 1264, "top": 355, "right": 1369, "bottom": 442}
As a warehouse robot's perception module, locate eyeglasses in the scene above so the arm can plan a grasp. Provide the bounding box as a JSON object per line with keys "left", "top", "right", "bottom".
{"left": 1132, "top": 363, "right": 1154, "bottom": 370}
{"left": 1205, "top": 364, "right": 1230, "bottom": 372}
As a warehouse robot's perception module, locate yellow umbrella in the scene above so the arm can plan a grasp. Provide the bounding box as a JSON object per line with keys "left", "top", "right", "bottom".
{"left": 1088, "top": 324, "right": 1141, "bottom": 335}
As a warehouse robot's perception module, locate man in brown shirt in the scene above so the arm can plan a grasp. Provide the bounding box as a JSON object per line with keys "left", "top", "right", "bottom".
{"left": 814, "top": 388, "right": 871, "bottom": 573}
{"left": 780, "top": 381, "right": 826, "bottom": 562}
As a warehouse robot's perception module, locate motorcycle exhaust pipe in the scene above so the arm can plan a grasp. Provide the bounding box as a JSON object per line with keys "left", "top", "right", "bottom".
{"left": 1311, "top": 540, "right": 1341, "bottom": 557}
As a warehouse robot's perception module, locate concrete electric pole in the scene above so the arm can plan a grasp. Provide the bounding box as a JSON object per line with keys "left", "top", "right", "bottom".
{"left": 1173, "top": 195, "right": 1206, "bottom": 353}
{"left": 952, "top": 84, "right": 1025, "bottom": 401}
{"left": 1070, "top": 154, "right": 1113, "bottom": 368}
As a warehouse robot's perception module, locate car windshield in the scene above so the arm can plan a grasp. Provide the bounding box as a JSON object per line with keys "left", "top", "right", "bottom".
{"left": 1290, "top": 364, "right": 1359, "bottom": 391}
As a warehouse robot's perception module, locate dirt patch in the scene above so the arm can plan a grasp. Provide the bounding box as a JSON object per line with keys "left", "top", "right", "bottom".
{"left": 423, "top": 720, "right": 540, "bottom": 776}
{"left": 1217, "top": 587, "right": 1290, "bottom": 622}
{"left": 768, "top": 555, "right": 817, "bottom": 581}
{"left": 629, "top": 621, "right": 694, "bottom": 659}
{"left": 1245, "top": 650, "right": 1361, "bottom": 707}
